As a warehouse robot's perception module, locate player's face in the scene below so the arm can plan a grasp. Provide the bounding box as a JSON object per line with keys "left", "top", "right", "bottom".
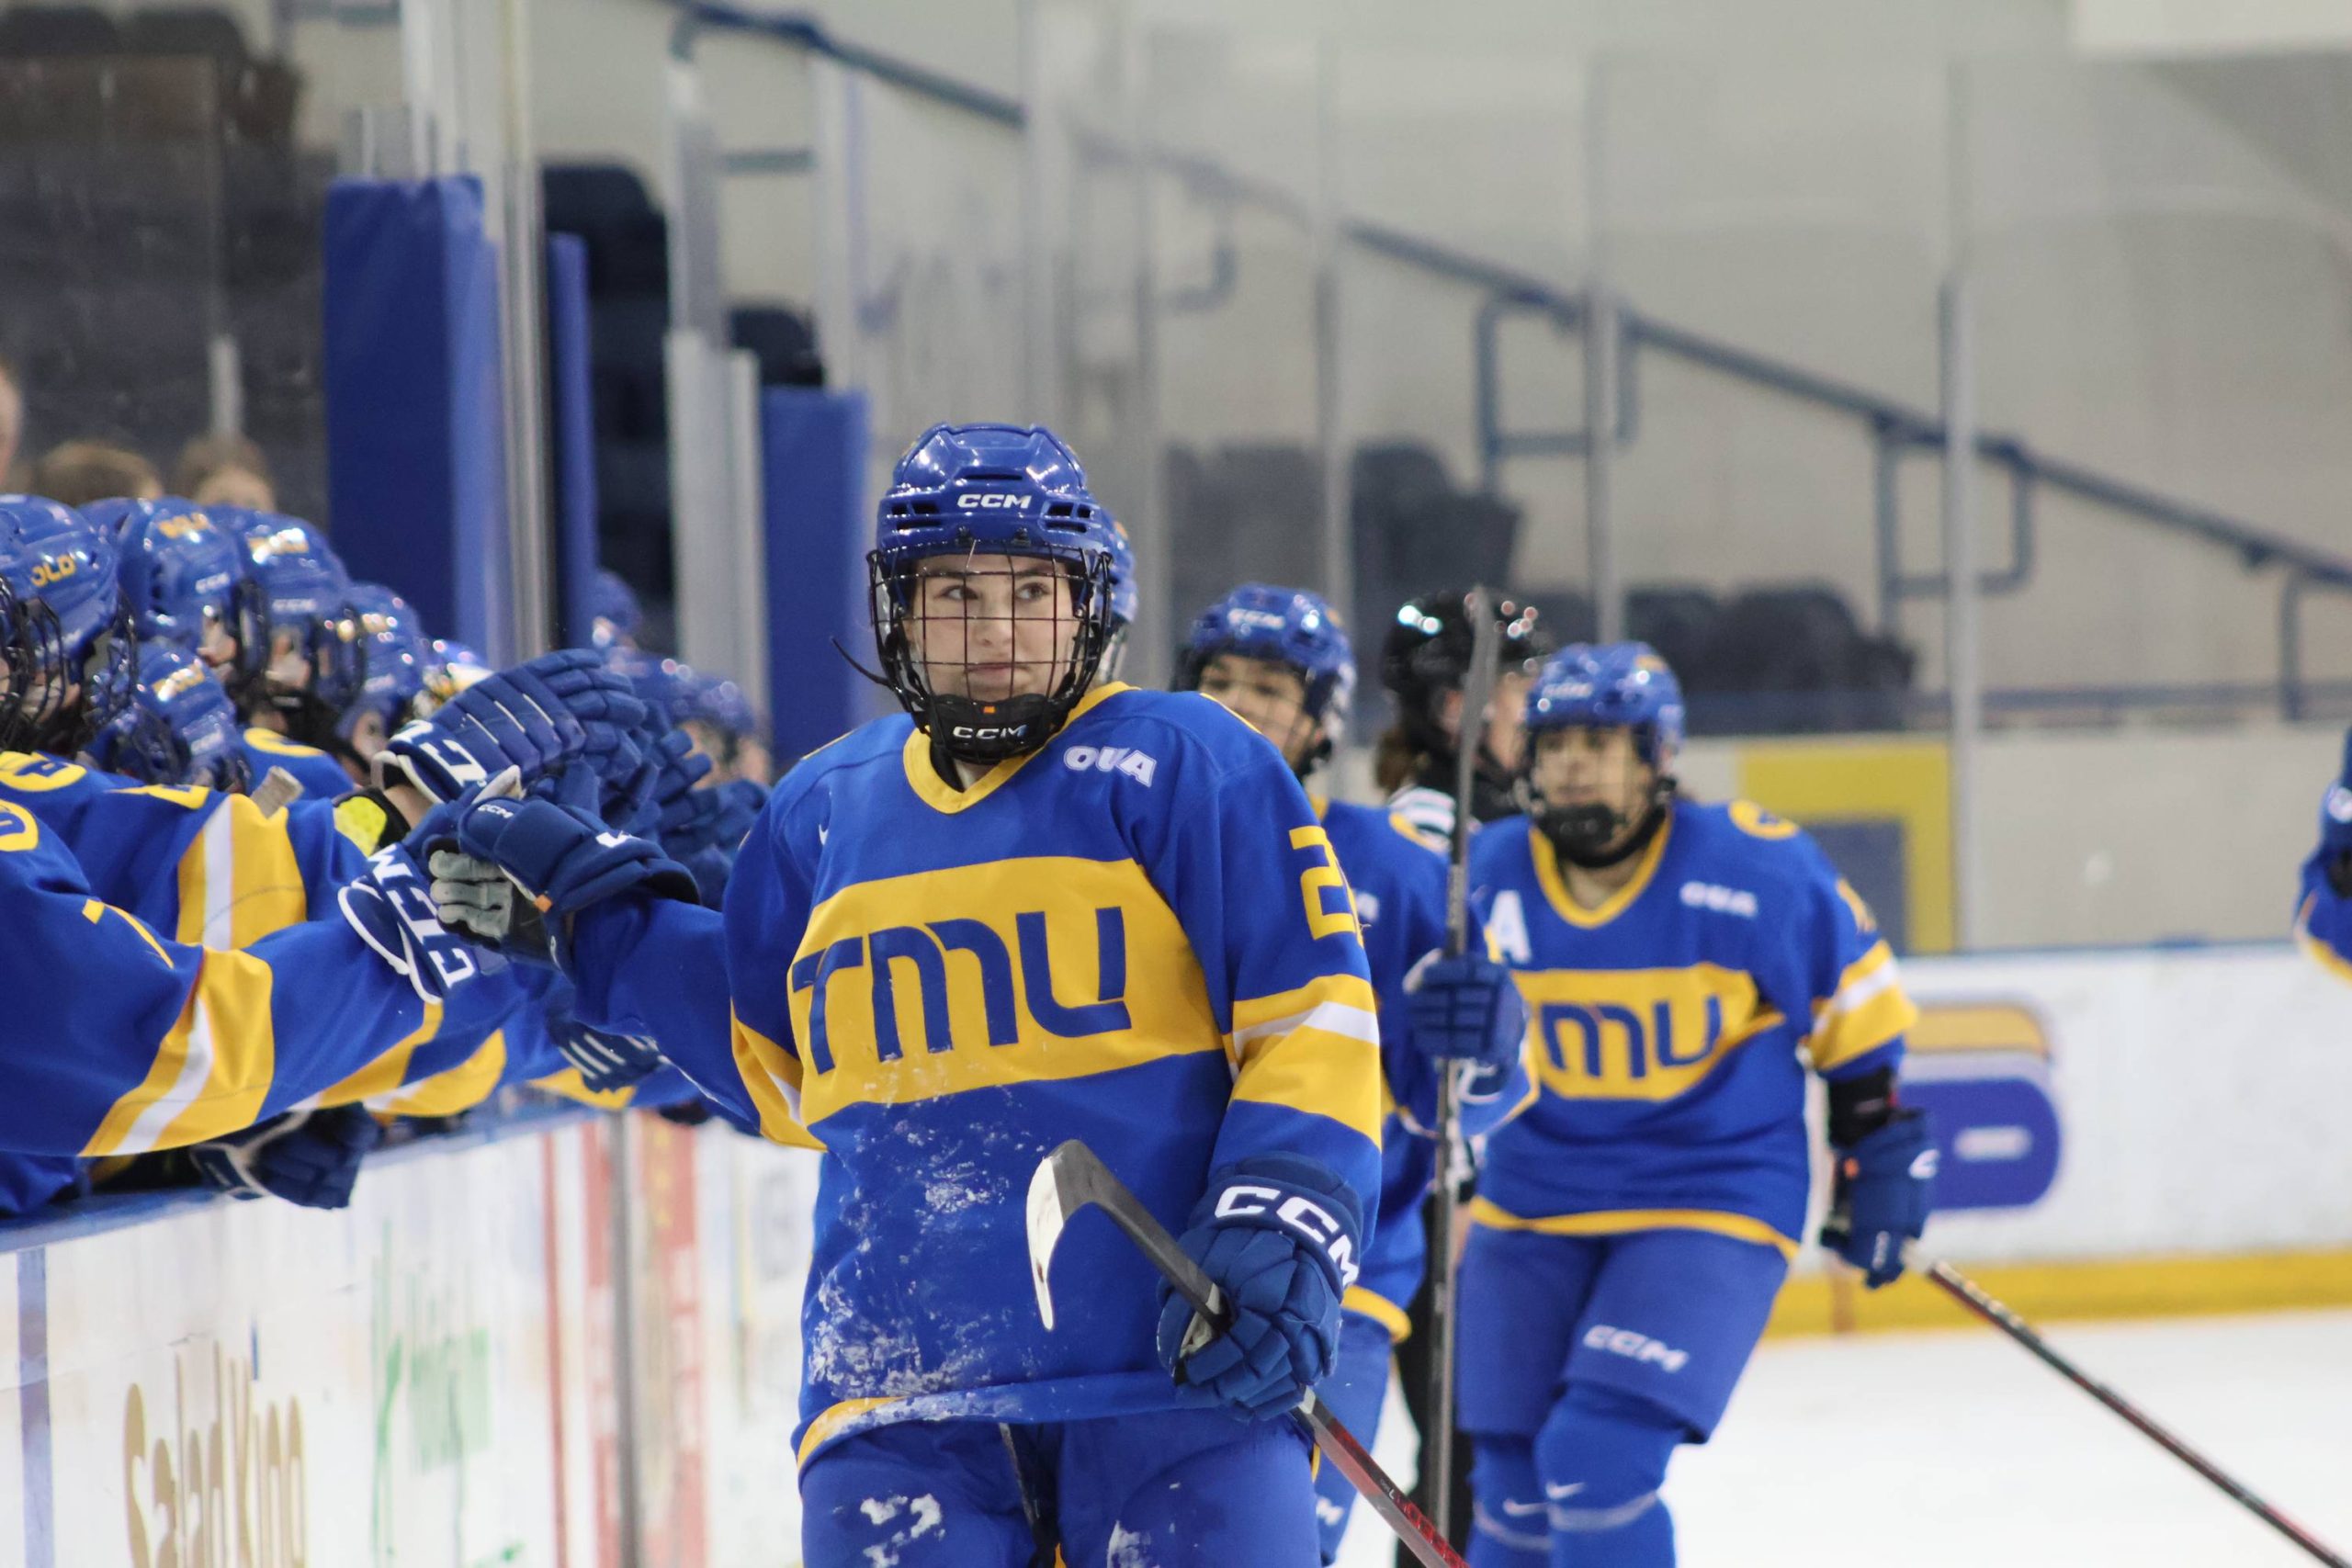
{"left": 1195, "top": 651, "right": 1320, "bottom": 768}
{"left": 908, "top": 554, "right": 1079, "bottom": 704}
{"left": 345, "top": 707, "right": 389, "bottom": 764}
{"left": 1486, "top": 670, "right": 1532, "bottom": 772}
{"left": 1531, "top": 725, "right": 1654, "bottom": 837}
{"left": 196, "top": 611, "right": 237, "bottom": 673}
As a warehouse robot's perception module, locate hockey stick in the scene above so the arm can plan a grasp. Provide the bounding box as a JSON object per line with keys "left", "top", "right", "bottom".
{"left": 1425, "top": 584, "right": 1501, "bottom": 1543}
{"left": 247, "top": 766, "right": 305, "bottom": 817}
{"left": 1027, "top": 1140, "right": 1471, "bottom": 1568}
{"left": 1913, "top": 1249, "right": 2349, "bottom": 1567}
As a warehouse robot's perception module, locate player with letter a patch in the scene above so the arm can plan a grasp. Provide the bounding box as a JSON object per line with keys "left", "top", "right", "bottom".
{"left": 1176, "top": 581, "right": 1534, "bottom": 1563}
{"left": 444, "top": 424, "right": 1385, "bottom": 1567}
{"left": 1458, "top": 642, "right": 1935, "bottom": 1568}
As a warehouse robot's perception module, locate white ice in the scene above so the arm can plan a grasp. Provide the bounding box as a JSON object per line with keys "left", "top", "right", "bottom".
{"left": 1338, "top": 1309, "right": 2352, "bottom": 1567}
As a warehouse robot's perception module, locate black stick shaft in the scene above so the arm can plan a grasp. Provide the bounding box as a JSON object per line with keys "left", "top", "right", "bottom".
{"left": 1050, "top": 1145, "right": 1469, "bottom": 1568}
{"left": 1924, "top": 1259, "right": 2348, "bottom": 1568}
{"left": 1426, "top": 587, "right": 1500, "bottom": 1545}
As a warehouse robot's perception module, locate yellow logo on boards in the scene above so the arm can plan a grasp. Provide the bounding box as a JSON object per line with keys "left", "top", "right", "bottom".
{"left": 1514, "top": 963, "right": 1783, "bottom": 1102}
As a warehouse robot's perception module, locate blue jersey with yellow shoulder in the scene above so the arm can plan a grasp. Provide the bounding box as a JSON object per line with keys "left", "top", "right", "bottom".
{"left": 1316, "top": 795, "right": 1531, "bottom": 1338}
{"left": 237, "top": 726, "right": 356, "bottom": 802}
{"left": 1470, "top": 796, "right": 1914, "bottom": 1253}
{"left": 2294, "top": 846, "right": 2352, "bottom": 984}
{"left": 0, "top": 750, "right": 525, "bottom": 1086}
{"left": 0, "top": 797, "right": 467, "bottom": 1156}
{"left": 662, "top": 682, "right": 1381, "bottom": 1458}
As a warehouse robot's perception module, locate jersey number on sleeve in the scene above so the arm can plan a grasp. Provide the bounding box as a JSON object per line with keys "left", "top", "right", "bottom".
{"left": 1288, "top": 826, "right": 1361, "bottom": 940}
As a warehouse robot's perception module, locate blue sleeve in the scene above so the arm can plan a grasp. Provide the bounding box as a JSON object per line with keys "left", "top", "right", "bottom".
{"left": 1745, "top": 813, "right": 1916, "bottom": 1081}
{"left": 0, "top": 801, "right": 483, "bottom": 1156}
{"left": 2295, "top": 848, "right": 2352, "bottom": 982}
{"left": 1130, "top": 714, "right": 1383, "bottom": 1214}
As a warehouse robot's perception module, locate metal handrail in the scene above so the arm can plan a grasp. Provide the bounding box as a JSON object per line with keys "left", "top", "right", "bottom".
{"left": 662, "top": 0, "right": 2352, "bottom": 717}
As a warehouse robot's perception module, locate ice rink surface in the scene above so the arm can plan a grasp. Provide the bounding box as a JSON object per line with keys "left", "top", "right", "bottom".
{"left": 1337, "top": 1309, "right": 2352, "bottom": 1567}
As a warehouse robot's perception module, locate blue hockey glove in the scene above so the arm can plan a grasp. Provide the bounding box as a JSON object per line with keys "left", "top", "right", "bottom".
{"left": 1404, "top": 950, "right": 1529, "bottom": 1074}
{"left": 337, "top": 840, "right": 485, "bottom": 1000}
{"left": 424, "top": 784, "right": 697, "bottom": 969}
{"left": 1823, "top": 1109, "right": 1937, "bottom": 1288}
{"left": 379, "top": 649, "right": 647, "bottom": 804}
{"left": 542, "top": 992, "right": 663, "bottom": 1094}
{"left": 1155, "top": 1155, "right": 1361, "bottom": 1420}
{"left": 188, "top": 1105, "right": 384, "bottom": 1210}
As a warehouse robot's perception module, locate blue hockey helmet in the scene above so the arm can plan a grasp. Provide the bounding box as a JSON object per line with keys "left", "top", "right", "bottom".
{"left": 1523, "top": 641, "right": 1686, "bottom": 765}
{"left": 88, "top": 640, "right": 249, "bottom": 792}
{"left": 96, "top": 497, "right": 250, "bottom": 650}
{"left": 226, "top": 512, "right": 368, "bottom": 742}
{"left": 1177, "top": 583, "right": 1356, "bottom": 771}
{"left": 1522, "top": 641, "right": 1685, "bottom": 869}
{"left": 1103, "top": 518, "right": 1138, "bottom": 631}
{"left": 867, "top": 423, "right": 1121, "bottom": 763}
{"left": 676, "top": 668, "right": 758, "bottom": 739}
{"left": 588, "top": 567, "right": 642, "bottom": 649}
{"left": 605, "top": 645, "right": 689, "bottom": 727}
{"left": 343, "top": 582, "right": 434, "bottom": 740}
{"left": 0, "top": 495, "right": 137, "bottom": 753}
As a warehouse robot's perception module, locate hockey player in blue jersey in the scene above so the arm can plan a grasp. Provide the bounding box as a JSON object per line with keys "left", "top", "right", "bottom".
{"left": 1456, "top": 643, "right": 1935, "bottom": 1568}
{"left": 1176, "top": 581, "right": 1532, "bottom": 1562}
{"left": 424, "top": 424, "right": 1384, "bottom": 1566}
{"left": 2295, "top": 728, "right": 2352, "bottom": 980}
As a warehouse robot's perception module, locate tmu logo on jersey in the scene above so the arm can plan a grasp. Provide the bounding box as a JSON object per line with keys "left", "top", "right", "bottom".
{"left": 1897, "top": 1001, "right": 2062, "bottom": 1213}
{"left": 1510, "top": 963, "right": 1780, "bottom": 1101}
{"left": 786, "top": 857, "right": 1218, "bottom": 1122}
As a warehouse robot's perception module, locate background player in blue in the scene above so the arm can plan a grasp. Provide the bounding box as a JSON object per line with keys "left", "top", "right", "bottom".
{"left": 426, "top": 425, "right": 1385, "bottom": 1568}
{"left": 1176, "top": 581, "right": 1532, "bottom": 1562}
{"left": 2295, "top": 727, "right": 2352, "bottom": 980}
{"left": 1457, "top": 643, "right": 1935, "bottom": 1568}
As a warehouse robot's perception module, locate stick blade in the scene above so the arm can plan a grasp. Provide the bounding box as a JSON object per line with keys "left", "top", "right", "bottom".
{"left": 1024, "top": 1140, "right": 1091, "bottom": 1330}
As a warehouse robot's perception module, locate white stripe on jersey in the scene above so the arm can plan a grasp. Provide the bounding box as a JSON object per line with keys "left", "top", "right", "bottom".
{"left": 1386, "top": 784, "right": 1456, "bottom": 850}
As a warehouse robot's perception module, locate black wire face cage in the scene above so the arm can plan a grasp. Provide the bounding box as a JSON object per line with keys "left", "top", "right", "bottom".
{"left": 0, "top": 577, "right": 132, "bottom": 758}
{"left": 229, "top": 587, "right": 372, "bottom": 750}
{"left": 867, "top": 545, "right": 1116, "bottom": 766}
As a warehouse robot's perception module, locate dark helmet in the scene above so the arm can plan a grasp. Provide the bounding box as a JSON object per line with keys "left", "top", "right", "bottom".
{"left": 1380, "top": 589, "right": 1550, "bottom": 763}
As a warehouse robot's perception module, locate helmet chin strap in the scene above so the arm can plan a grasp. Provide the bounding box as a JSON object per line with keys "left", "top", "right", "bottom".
{"left": 1538, "top": 778, "right": 1677, "bottom": 870}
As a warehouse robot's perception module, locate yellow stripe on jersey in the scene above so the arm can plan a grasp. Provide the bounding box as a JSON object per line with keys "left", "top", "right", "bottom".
{"left": 1342, "top": 1285, "right": 1415, "bottom": 1344}
{"left": 82, "top": 898, "right": 174, "bottom": 968}
{"left": 1807, "top": 939, "right": 1917, "bottom": 1071}
{"left": 314, "top": 1001, "right": 447, "bottom": 1105}
{"left": 379, "top": 1031, "right": 506, "bottom": 1116}
{"left": 797, "top": 1397, "right": 904, "bottom": 1468}
{"left": 1228, "top": 974, "right": 1383, "bottom": 1145}
{"left": 1468, "top": 1196, "right": 1798, "bottom": 1258}
{"left": 788, "top": 856, "right": 1220, "bottom": 1129}
{"left": 224, "top": 794, "right": 311, "bottom": 944}
{"left": 1530, "top": 816, "right": 1672, "bottom": 929}
{"left": 731, "top": 1008, "right": 823, "bottom": 1148}
{"left": 1510, "top": 963, "right": 1783, "bottom": 1103}
{"left": 85, "top": 949, "right": 278, "bottom": 1155}
{"left": 530, "top": 1066, "right": 637, "bottom": 1111}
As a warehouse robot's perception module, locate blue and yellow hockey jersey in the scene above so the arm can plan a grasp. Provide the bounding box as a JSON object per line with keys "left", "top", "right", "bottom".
{"left": 1470, "top": 797, "right": 1914, "bottom": 1254}
{"left": 570, "top": 683, "right": 1382, "bottom": 1459}
{"left": 0, "top": 750, "right": 523, "bottom": 1112}
{"left": 0, "top": 797, "right": 467, "bottom": 1156}
{"left": 1317, "top": 795, "right": 1530, "bottom": 1341}
{"left": 2295, "top": 848, "right": 2352, "bottom": 984}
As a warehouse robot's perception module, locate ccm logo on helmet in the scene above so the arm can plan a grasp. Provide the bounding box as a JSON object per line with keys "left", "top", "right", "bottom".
{"left": 957, "top": 493, "right": 1034, "bottom": 511}
{"left": 1213, "top": 1183, "right": 1359, "bottom": 1287}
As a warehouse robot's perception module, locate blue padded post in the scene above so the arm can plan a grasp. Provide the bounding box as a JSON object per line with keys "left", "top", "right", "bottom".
{"left": 321, "top": 175, "right": 513, "bottom": 657}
